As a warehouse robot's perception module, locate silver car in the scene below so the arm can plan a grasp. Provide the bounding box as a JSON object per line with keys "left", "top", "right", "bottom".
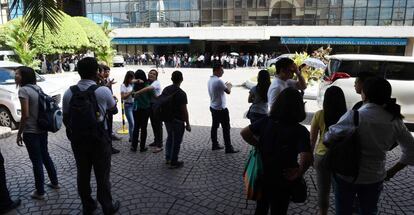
{"left": 0, "top": 61, "right": 63, "bottom": 129}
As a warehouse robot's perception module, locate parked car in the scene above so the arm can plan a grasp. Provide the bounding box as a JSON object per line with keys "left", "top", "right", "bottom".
{"left": 113, "top": 55, "right": 125, "bottom": 67}
{"left": 317, "top": 54, "right": 414, "bottom": 126}
{"left": 0, "top": 61, "right": 63, "bottom": 129}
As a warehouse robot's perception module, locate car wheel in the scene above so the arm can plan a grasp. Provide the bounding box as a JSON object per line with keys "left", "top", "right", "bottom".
{"left": 0, "top": 107, "right": 17, "bottom": 129}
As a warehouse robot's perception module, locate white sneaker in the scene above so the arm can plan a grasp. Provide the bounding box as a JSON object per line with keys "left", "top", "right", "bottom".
{"left": 30, "top": 191, "right": 45, "bottom": 200}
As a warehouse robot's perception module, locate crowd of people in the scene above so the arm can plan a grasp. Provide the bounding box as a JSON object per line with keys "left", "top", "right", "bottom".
{"left": 123, "top": 52, "right": 274, "bottom": 69}
{"left": 1, "top": 57, "right": 414, "bottom": 215}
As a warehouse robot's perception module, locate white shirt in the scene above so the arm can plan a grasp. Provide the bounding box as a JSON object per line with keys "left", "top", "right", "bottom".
{"left": 208, "top": 75, "right": 227, "bottom": 110}
{"left": 120, "top": 83, "right": 133, "bottom": 103}
{"left": 151, "top": 80, "right": 162, "bottom": 96}
{"left": 267, "top": 76, "right": 298, "bottom": 108}
{"left": 325, "top": 103, "right": 414, "bottom": 184}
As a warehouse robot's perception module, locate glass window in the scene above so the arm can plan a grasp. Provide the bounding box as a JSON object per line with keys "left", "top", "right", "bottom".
{"left": 213, "top": 0, "right": 223, "bottom": 8}
{"left": 202, "top": 0, "right": 211, "bottom": 9}
{"left": 408, "top": 0, "right": 414, "bottom": 7}
{"left": 380, "top": 0, "right": 393, "bottom": 7}
{"left": 213, "top": 9, "right": 223, "bottom": 20}
{"left": 354, "top": 8, "right": 367, "bottom": 19}
{"left": 120, "top": 2, "right": 129, "bottom": 12}
{"left": 355, "top": 0, "right": 367, "bottom": 7}
{"left": 258, "top": 0, "right": 267, "bottom": 8}
{"left": 405, "top": 20, "right": 413, "bottom": 26}
{"left": 385, "top": 62, "right": 414, "bottom": 80}
{"left": 180, "top": 11, "right": 190, "bottom": 21}
{"left": 111, "top": 2, "right": 120, "bottom": 12}
{"left": 394, "top": 0, "right": 406, "bottom": 7}
{"left": 380, "top": 7, "right": 392, "bottom": 19}
{"left": 86, "top": 3, "right": 92, "bottom": 13}
{"left": 191, "top": 0, "right": 199, "bottom": 9}
{"left": 93, "top": 3, "right": 102, "bottom": 13}
{"left": 317, "top": 0, "right": 329, "bottom": 7}
{"left": 202, "top": 10, "right": 212, "bottom": 21}
{"left": 235, "top": 0, "right": 242, "bottom": 8}
{"left": 343, "top": 0, "right": 355, "bottom": 7}
{"left": 367, "top": 0, "right": 380, "bottom": 7}
{"left": 247, "top": 0, "right": 256, "bottom": 8}
{"left": 406, "top": 8, "right": 414, "bottom": 20}
{"left": 342, "top": 8, "right": 354, "bottom": 19}
{"left": 317, "top": 8, "right": 329, "bottom": 19}
{"left": 341, "top": 19, "right": 353, "bottom": 25}
{"left": 170, "top": 0, "right": 180, "bottom": 10}
{"left": 366, "top": 19, "right": 379, "bottom": 25}
{"left": 393, "top": 8, "right": 405, "bottom": 20}
{"left": 379, "top": 20, "right": 392, "bottom": 25}
{"left": 353, "top": 20, "right": 365, "bottom": 25}
{"left": 181, "top": 0, "right": 191, "bottom": 10}
{"left": 367, "top": 8, "right": 379, "bottom": 19}
{"left": 102, "top": 3, "right": 110, "bottom": 13}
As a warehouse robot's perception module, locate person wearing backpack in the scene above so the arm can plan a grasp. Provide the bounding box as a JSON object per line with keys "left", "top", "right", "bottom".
{"left": 241, "top": 88, "right": 313, "bottom": 215}
{"left": 132, "top": 69, "right": 164, "bottom": 153}
{"left": 15, "top": 66, "right": 59, "bottom": 200}
{"left": 324, "top": 77, "right": 414, "bottom": 215}
{"left": 161, "top": 71, "right": 191, "bottom": 169}
{"left": 130, "top": 70, "right": 152, "bottom": 152}
{"left": 0, "top": 149, "right": 21, "bottom": 213}
{"left": 310, "top": 86, "right": 347, "bottom": 215}
{"left": 247, "top": 70, "right": 271, "bottom": 123}
{"left": 62, "top": 57, "right": 120, "bottom": 215}
{"left": 208, "top": 60, "right": 239, "bottom": 153}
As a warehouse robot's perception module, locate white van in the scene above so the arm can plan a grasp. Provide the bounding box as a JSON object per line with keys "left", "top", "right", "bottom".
{"left": 317, "top": 54, "right": 414, "bottom": 126}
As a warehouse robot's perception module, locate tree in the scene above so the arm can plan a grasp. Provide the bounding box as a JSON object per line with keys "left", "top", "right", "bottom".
{"left": 1, "top": 19, "right": 40, "bottom": 68}
{"left": 31, "top": 13, "right": 90, "bottom": 55}
{"left": 10, "top": 0, "right": 63, "bottom": 34}
{"left": 73, "top": 17, "right": 110, "bottom": 51}
{"left": 95, "top": 21, "right": 116, "bottom": 66}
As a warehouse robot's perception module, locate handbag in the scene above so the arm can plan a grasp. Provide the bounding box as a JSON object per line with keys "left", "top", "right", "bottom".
{"left": 243, "top": 147, "right": 263, "bottom": 200}
{"left": 290, "top": 177, "right": 308, "bottom": 203}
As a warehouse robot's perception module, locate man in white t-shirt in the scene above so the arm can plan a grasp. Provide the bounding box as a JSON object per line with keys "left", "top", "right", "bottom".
{"left": 267, "top": 57, "right": 307, "bottom": 109}
{"left": 208, "top": 61, "right": 239, "bottom": 154}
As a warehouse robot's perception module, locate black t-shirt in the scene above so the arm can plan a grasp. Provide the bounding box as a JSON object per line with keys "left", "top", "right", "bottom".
{"left": 249, "top": 117, "right": 311, "bottom": 182}
{"left": 162, "top": 85, "right": 188, "bottom": 121}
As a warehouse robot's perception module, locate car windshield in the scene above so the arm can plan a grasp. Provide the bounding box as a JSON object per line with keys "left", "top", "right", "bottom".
{"left": 0, "top": 68, "right": 44, "bottom": 85}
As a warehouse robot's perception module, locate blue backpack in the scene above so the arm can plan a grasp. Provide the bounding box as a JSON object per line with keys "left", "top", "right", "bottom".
{"left": 27, "top": 85, "right": 63, "bottom": 133}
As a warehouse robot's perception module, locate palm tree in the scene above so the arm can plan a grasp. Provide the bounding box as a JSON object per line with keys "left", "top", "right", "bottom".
{"left": 9, "top": 0, "right": 63, "bottom": 33}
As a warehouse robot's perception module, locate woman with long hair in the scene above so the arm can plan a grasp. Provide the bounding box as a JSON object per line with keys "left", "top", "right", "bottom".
{"left": 130, "top": 70, "right": 152, "bottom": 152}
{"left": 325, "top": 77, "right": 414, "bottom": 214}
{"left": 247, "top": 69, "right": 271, "bottom": 123}
{"left": 15, "top": 66, "right": 59, "bottom": 200}
{"left": 241, "top": 88, "right": 313, "bottom": 215}
{"left": 121, "top": 71, "right": 135, "bottom": 142}
{"left": 310, "top": 86, "right": 347, "bottom": 215}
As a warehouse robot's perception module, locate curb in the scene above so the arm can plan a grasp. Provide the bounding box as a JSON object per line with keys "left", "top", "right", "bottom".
{"left": 0, "top": 126, "right": 12, "bottom": 139}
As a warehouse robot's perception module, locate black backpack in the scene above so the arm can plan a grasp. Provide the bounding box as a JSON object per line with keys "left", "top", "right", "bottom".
{"left": 152, "top": 89, "right": 179, "bottom": 122}
{"left": 27, "top": 85, "right": 63, "bottom": 133}
{"left": 323, "top": 110, "right": 360, "bottom": 181}
{"left": 66, "top": 85, "right": 107, "bottom": 143}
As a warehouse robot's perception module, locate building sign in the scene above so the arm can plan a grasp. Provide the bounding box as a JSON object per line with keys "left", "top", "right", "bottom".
{"left": 112, "top": 37, "right": 191, "bottom": 45}
{"left": 281, "top": 37, "right": 407, "bottom": 46}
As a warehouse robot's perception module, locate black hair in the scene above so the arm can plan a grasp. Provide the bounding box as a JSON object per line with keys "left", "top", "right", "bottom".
{"left": 16, "top": 66, "right": 36, "bottom": 87}
{"left": 275, "top": 58, "right": 294, "bottom": 75}
{"left": 363, "top": 77, "right": 403, "bottom": 120}
{"left": 257, "top": 69, "right": 270, "bottom": 102}
{"left": 211, "top": 60, "right": 222, "bottom": 71}
{"left": 123, "top": 71, "right": 135, "bottom": 87}
{"left": 133, "top": 69, "right": 147, "bottom": 91}
{"left": 357, "top": 71, "right": 376, "bottom": 83}
{"left": 78, "top": 57, "right": 99, "bottom": 79}
{"left": 323, "top": 86, "right": 347, "bottom": 129}
{"left": 101, "top": 65, "right": 110, "bottom": 71}
{"left": 149, "top": 69, "right": 158, "bottom": 78}
{"left": 171, "top": 70, "right": 183, "bottom": 84}
{"left": 269, "top": 88, "right": 306, "bottom": 123}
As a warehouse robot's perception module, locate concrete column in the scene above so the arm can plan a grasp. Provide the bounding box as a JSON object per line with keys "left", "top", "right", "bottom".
{"left": 405, "top": 38, "right": 414, "bottom": 56}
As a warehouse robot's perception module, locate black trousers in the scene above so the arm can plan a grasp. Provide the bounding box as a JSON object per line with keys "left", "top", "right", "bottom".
{"left": 0, "top": 150, "right": 12, "bottom": 209}
{"left": 71, "top": 137, "right": 113, "bottom": 215}
{"left": 255, "top": 188, "right": 290, "bottom": 215}
{"left": 131, "top": 108, "right": 151, "bottom": 150}
{"left": 210, "top": 107, "right": 232, "bottom": 148}
{"left": 149, "top": 108, "right": 163, "bottom": 147}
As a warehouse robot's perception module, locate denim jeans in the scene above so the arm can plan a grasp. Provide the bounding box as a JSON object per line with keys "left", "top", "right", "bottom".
{"left": 23, "top": 132, "right": 58, "bottom": 195}
{"left": 132, "top": 108, "right": 151, "bottom": 150}
{"left": 165, "top": 120, "right": 185, "bottom": 163}
{"left": 210, "top": 107, "right": 232, "bottom": 148}
{"left": 333, "top": 175, "right": 383, "bottom": 215}
{"left": 0, "top": 149, "right": 13, "bottom": 208}
{"left": 124, "top": 103, "right": 134, "bottom": 140}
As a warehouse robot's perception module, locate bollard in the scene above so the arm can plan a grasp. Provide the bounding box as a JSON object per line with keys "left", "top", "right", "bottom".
{"left": 117, "top": 100, "right": 129, "bottom": 135}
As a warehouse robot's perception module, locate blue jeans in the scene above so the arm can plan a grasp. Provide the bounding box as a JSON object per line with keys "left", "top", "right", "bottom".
{"left": 165, "top": 120, "right": 185, "bottom": 164}
{"left": 333, "top": 176, "right": 383, "bottom": 215}
{"left": 124, "top": 103, "right": 134, "bottom": 140}
{"left": 0, "top": 150, "right": 13, "bottom": 208}
{"left": 23, "top": 132, "right": 58, "bottom": 195}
